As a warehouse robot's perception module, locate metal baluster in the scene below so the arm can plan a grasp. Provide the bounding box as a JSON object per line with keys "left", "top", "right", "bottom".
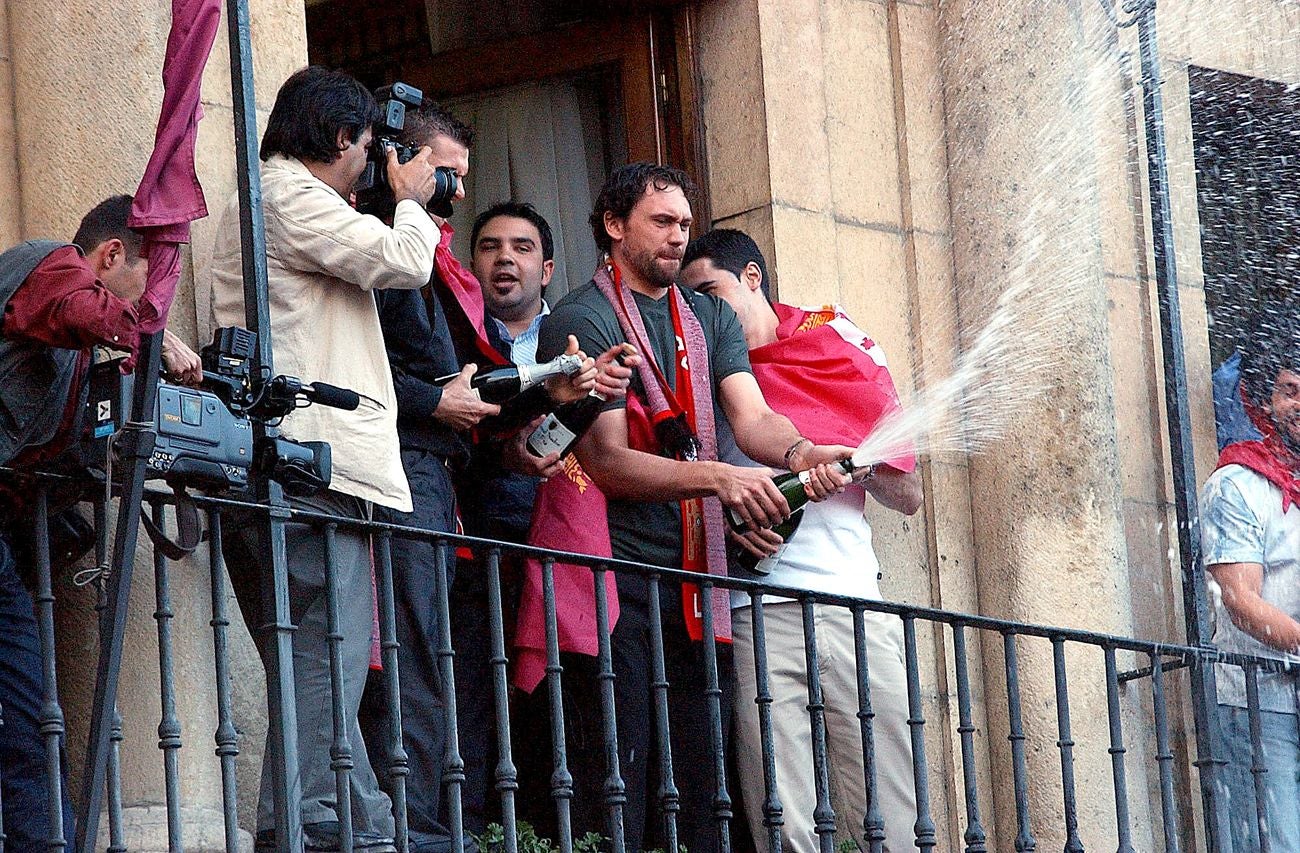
{"left": 150, "top": 503, "right": 185, "bottom": 850}
{"left": 1244, "top": 664, "right": 1272, "bottom": 853}
{"left": 323, "top": 524, "right": 355, "bottom": 852}
{"left": 950, "top": 623, "right": 986, "bottom": 853}
{"left": 375, "top": 532, "right": 410, "bottom": 851}
{"left": 1050, "top": 637, "right": 1083, "bottom": 853}
{"left": 94, "top": 495, "right": 126, "bottom": 853}
{"left": 592, "top": 566, "right": 626, "bottom": 853}
{"left": 1149, "top": 652, "right": 1181, "bottom": 853}
{"left": 1, "top": 697, "right": 5, "bottom": 852}
{"left": 207, "top": 511, "right": 242, "bottom": 853}
{"left": 647, "top": 574, "right": 680, "bottom": 853}
{"left": 850, "top": 605, "right": 884, "bottom": 853}
{"left": 749, "top": 594, "right": 783, "bottom": 853}
{"left": 1001, "top": 631, "right": 1035, "bottom": 852}
{"left": 800, "top": 599, "right": 836, "bottom": 853}
{"left": 486, "top": 548, "right": 519, "bottom": 853}
{"left": 903, "top": 615, "right": 936, "bottom": 852}
{"left": 107, "top": 708, "right": 125, "bottom": 853}
{"left": 33, "top": 487, "right": 67, "bottom": 851}
{"left": 1104, "top": 646, "right": 1135, "bottom": 853}
{"left": 434, "top": 540, "right": 465, "bottom": 853}
{"left": 540, "top": 558, "right": 575, "bottom": 853}
{"left": 698, "top": 580, "right": 732, "bottom": 853}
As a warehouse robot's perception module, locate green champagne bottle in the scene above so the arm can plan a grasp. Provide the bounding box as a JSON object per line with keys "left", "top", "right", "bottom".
{"left": 725, "top": 458, "right": 857, "bottom": 533}
{"left": 736, "top": 507, "right": 806, "bottom": 573}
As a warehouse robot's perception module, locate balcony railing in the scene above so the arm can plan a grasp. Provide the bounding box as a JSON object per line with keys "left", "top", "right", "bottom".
{"left": 0, "top": 472, "right": 1291, "bottom": 852}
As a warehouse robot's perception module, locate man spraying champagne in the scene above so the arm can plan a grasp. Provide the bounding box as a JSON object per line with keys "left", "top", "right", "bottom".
{"left": 679, "top": 228, "right": 923, "bottom": 853}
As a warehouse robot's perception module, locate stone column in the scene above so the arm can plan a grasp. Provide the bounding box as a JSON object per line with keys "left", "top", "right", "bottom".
{"left": 7, "top": 0, "right": 304, "bottom": 847}
{"left": 936, "top": 1, "right": 1155, "bottom": 850}
{"left": 0, "top": 1, "right": 21, "bottom": 246}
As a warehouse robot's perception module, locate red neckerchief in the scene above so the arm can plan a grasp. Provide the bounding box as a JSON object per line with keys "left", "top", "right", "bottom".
{"left": 593, "top": 263, "right": 730, "bottom": 644}
{"left": 1216, "top": 392, "right": 1300, "bottom": 512}
{"left": 434, "top": 221, "right": 508, "bottom": 366}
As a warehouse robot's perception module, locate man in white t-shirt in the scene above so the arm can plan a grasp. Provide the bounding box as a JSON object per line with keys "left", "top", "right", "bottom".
{"left": 680, "top": 229, "right": 923, "bottom": 853}
{"left": 1202, "top": 323, "right": 1300, "bottom": 853}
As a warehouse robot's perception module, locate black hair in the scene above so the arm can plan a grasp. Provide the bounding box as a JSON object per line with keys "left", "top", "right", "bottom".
{"left": 588, "top": 162, "right": 698, "bottom": 254}
{"left": 259, "top": 66, "right": 380, "bottom": 163}
{"left": 683, "top": 228, "right": 771, "bottom": 300}
{"left": 399, "top": 98, "right": 475, "bottom": 150}
{"left": 1240, "top": 306, "right": 1300, "bottom": 407}
{"left": 72, "top": 195, "right": 143, "bottom": 259}
{"left": 471, "top": 201, "right": 554, "bottom": 262}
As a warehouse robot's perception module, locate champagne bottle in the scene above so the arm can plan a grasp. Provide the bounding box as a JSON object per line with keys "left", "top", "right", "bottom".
{"left": 436, "top": 353, "right": 583, "bottom": 405}
{"left": 526, "top": 345, "right": 633, "bottom": 458}
{"left": 725, "top": 458, "right": 858, "bottom": 532}
{"left": 526, "top": 388, "right": 607, "bottom": 458}
{"left": 736, "top": 506, "right": 805, "bottom": 574}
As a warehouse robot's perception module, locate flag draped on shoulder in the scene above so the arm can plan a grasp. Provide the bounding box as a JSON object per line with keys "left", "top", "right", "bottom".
{"left": 127, "top": 0, "right": 221, "bottom": 359}
{"left": 751, "top": 303, "right": 916, "bottom": 473}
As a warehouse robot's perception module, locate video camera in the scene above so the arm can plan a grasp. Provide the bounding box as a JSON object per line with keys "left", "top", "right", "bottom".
{"left": 83, "top": 327, "right": 360, "bottom": 496}
{"left": 354, "top": 81, "right": 460, "bottom": 219}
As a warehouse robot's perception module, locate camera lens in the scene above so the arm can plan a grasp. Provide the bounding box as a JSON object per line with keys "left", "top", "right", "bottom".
{"left": 431, "top": 167, "right": 458, "bottom": 204}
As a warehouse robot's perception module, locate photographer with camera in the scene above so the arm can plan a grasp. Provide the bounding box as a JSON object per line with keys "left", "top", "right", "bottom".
{"left": 0, "top": 194, "right": 200, "bottom": 850}
{"left": 208, "top": 66, "right": 446, "bottom": 853}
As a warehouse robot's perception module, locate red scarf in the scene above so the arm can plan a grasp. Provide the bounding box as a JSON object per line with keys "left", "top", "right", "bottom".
{"left": 434, "top": 220, "right": 508, "bottom": 366}
{"left": 751, "top": 304, "right": 916, "bottom": 473}
{"left": 593, "top": 264, "right": 730, "bottom": 644}
{"left": 1216, "top": 391, "right": 1300, "bottom": 512}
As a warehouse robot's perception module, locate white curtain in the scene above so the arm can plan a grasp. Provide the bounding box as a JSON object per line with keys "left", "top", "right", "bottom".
{"left": 446, "top": 78, "right": 606, "bottom": 301}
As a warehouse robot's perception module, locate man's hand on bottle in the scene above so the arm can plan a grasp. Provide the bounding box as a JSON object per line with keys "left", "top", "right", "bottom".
{"left": 386, "top": 144, "right": 440, "bottom": 207}
{"left": 727, "top": 525, "right": 783, "bottom": 561}
{"left": 790, "top": 442, "right": 856, "bottom": 502}
{"left": 501, "top": 417, "right": 564, "bottom": 479}
{"left": 161, "top": 329, "right": 203, "bottom": 387}
{"left": 713, "top": 464, "right": 791, "bottom": 532}
{"left": 544, "top": 335, "right": 597, "bottom": 404}
{"left": 433, "top": 363, "right": 501, "bottom": 431}
{"left": 593, "top": 343, "right": 638, "bottom": 400}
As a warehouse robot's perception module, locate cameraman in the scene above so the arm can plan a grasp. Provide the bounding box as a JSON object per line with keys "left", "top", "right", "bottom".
{"left": 0, "top": 194, "right": 199, "bottom": 850}
{"left": 208, "top": 66, "right": 446, "bottom": 853}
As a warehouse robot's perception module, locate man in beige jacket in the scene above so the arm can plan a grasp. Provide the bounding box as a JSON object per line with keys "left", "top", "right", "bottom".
{"left": 209, "top": 65, "right": 446, "bottom": 852}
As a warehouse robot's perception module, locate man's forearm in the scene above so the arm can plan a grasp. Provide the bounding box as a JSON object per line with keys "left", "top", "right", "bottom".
{"left": 1226, "top": 594, "right": 1300, "bottom": 654}
{"left": 574, "top": 439, "right": 720, "bottom": 503}
{"left": 734, "top": 409, "right": 804, "bottom": 469}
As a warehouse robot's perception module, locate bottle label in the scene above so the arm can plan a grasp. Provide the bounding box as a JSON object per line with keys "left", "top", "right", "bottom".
{"left": 528, "top": 413, "right": 578, "bottom": 457}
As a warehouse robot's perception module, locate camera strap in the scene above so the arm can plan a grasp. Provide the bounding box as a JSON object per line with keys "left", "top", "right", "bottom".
{"left": 139, "top": 486, "right": 204, "bottom": 560}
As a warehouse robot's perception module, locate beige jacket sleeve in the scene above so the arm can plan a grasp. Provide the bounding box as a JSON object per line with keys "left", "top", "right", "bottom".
{"left": 274, "top": 187, "right": 437, "bottom": 291}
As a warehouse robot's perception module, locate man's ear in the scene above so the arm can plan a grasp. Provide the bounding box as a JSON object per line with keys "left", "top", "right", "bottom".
{"left": 743, "top": 260, "right": 765, "bottom": 293}
{"left": 541, "top": 258, "right": 555, "bottom": 290}
{"left": 336, "top": 127, "right": 352, "bottom": 151}
{"left": 90, "top": 238, "right": 126, "bottom": 275}
{"left": 603, "top": 211, "right": 624, "bottom": 245}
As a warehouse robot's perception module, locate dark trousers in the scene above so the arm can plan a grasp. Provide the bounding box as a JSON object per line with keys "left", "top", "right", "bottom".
{"left": 360, "top": 449, "right": 461, "bottom": 852}
{"left": 556, "top": 585, "right": 734, "bottom": 853}
{"left": 0, "top": 532, "right": 75, "bottom": 851}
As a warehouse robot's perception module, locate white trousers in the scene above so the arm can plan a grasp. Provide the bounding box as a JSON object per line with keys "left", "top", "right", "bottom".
{"left": 732, "top": 602, "right": 917, "bottom": 853}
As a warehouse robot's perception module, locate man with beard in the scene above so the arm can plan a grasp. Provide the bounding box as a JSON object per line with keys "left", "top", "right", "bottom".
{"left": 1201, "top": 320, "right": 1300, "bottom": 853}
{"left": 534, "top": 162, "right": 853, "bottom": 853}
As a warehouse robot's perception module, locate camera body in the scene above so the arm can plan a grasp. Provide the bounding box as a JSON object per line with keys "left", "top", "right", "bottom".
{"left": 82, "top": 327, "right": 337, "bottom": 496}
{"left": 355, "top": 81, "right": 459, "bottom": 219}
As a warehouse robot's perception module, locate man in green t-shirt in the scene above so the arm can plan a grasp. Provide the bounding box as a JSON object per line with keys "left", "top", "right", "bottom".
{"left": 536, "top": 162, "right": 853, "bottom": 853}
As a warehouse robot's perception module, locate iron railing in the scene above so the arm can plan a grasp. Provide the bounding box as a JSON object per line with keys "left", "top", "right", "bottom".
{"left": 1, "top": 474, "right": 1296, "bottom": 852}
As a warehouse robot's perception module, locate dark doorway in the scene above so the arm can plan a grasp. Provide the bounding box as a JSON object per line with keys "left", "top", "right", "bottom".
{"left": 1190, "top": 66, "right": 1300, "bottom": 369}
{"left": 306, "top": 0, "right": 707, "bottom": 297}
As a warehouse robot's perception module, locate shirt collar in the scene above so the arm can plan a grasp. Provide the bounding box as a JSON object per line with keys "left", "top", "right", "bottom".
{"left": 492, "top": 300, "right": 550, "bottom": 344}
